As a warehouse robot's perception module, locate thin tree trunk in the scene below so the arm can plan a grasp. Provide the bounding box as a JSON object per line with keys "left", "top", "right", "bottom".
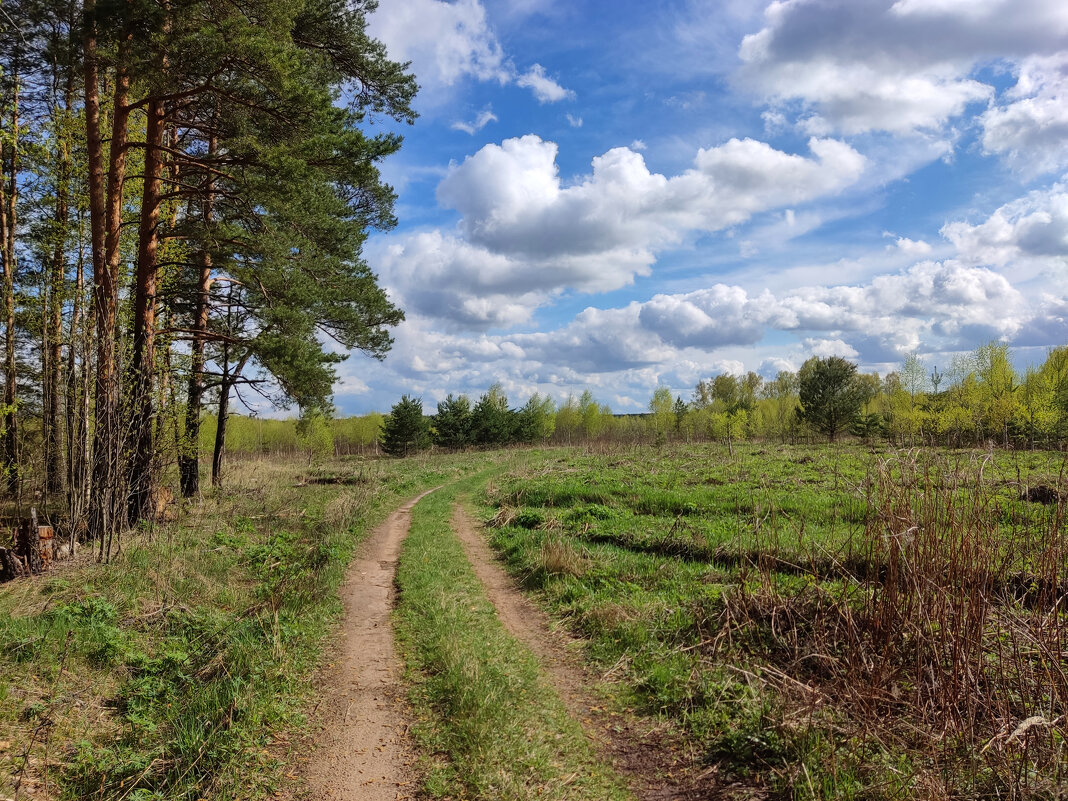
{"left": 66, "top": 237, "right": 89, "bottom": 518}
{"left": 211, "top": 365, "right": 230, "bottom": 488}
{"left": 0, "top": 69, "right": 20, "bottom": 494}
{"left": 126, "top": 98, "right": 165, "bottom": 525}
{"left": 212, "top": 351, "right": 250, "bottom": 488}
{"left": 180, "top": 137, "right": 215, "bottom": 497}
{"left": 44, "top": 73, "right": 74, "bottom": 498}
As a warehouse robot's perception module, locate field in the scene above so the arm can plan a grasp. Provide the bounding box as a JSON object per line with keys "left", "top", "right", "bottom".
{"left": 482, "top": 443, "right": 1068, "bottom": 799}
{"left": 0, "top": 443, "right": 1065, "bottom": 800}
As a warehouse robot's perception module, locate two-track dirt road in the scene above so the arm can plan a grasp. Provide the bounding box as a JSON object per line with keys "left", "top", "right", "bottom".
{"left": 302, "top": 490, "right": 721, "bottom": 801}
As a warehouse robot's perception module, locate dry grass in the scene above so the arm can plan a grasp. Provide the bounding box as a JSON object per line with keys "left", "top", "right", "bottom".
{"left": 539, "top": 537, "right": 587, "bottom": 577}
{"left": 724, "top": 451, "right": 1068, "bottom": 798}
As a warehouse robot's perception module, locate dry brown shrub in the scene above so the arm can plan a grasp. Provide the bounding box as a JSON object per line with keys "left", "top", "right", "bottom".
{"left": 487, "top": 505, "right": 517, "bottom": 529}
{"left": 585, "top": 601, "right": 634, "bottom": 629}
{"left": 721, "top": 451, "right": 1068, "bottom": 798}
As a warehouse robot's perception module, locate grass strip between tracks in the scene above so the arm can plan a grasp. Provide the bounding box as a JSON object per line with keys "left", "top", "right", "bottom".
{"left": 394, "top": 476, "right": 630, "bottom": 801}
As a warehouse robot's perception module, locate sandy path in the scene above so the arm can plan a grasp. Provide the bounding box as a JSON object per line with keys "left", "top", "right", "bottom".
{"left": 449, "top": 502, "right": 726, "bottom": 801}
{"left": 304, "top": 489, "right": 438, "bottom": 801}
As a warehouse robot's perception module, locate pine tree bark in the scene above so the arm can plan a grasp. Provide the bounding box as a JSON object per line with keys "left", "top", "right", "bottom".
{"left": 86, "top": 15, "right": 131, "bottom": 557}
{"left": 126, "top": 97, "right": 165, "bottom": 525}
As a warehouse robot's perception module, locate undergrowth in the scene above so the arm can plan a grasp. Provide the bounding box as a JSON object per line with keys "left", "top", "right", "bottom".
{"left": 484, "top": 442, "right": 1068, "bottom": 799}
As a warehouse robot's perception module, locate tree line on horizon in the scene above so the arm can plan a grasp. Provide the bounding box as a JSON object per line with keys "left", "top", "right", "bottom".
{"left": 0, "top": 0, "right": 415, "bottom": 558}
{"left": 372, "top": 342, "right": 1068, "bottom": 456}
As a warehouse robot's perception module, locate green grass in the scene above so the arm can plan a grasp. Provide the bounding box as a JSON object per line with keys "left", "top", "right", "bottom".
{"left": 0, "top": 453, "right": 493, "bottom": 800}
{"left": 482, "top": 442, "right": 1068, "bottom": 799}
{"left": 394, "top": 473, "right": 630, "bottom": 801}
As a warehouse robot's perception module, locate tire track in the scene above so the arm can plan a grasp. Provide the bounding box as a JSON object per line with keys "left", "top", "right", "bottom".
{"left": 304, "top": 489, "right": 438, "bottom": 801}
{"left": 449, "top": 501, "right": 729, "bottom": 801}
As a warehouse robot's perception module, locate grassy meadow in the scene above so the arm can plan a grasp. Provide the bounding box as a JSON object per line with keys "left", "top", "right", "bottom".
{"left": 482, "top": 442, "right": 1068, "bottom": 799}
{"left": 1, "top": 441, "right": 1064, "bottom": 800}
{"left": 394, "top": 475, "right": 629, "bottom": 801}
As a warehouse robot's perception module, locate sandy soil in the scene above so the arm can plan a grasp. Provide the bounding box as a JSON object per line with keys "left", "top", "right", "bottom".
{"left": 303, "top": 489, "right": 437, "bottom": 801}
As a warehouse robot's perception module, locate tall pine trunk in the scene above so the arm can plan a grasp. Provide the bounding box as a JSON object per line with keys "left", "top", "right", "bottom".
{"left": 126, "top": 98, "right": 165, "bottom": 525}
{"left": 86, "top": 17, "right": 131, "bottom": 558}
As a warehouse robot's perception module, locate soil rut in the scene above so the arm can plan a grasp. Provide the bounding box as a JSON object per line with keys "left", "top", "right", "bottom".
{"left": 450, "top": 502, "right": 727, "bottom": 801}
{"left": 304, "top": 489, "right": 437, "bottom": 801}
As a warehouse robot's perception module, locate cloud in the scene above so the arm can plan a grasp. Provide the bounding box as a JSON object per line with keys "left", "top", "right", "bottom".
{"left": 566, "top": 113, "right": 583, "bottom": 128}
{"left": 346, "top": 247, "right": 1068, "bottom": 412}
{"left": 437, "top": 133, "right": 865, "bottom": 265}
{"left": 769, "top": 261, "right": 1028, "bottom": 356}
{"left": 889, "top": 236, "right": 933, "bottom": 255}
{"left": 375, "top": 242, "right": 1042, "bottom": 399}
{"left": 372, "top": 134, "right": 867, "bottom": 331}
{"left": 980, "top": 55, "right": 1068, "bottom": 176}
{"left": 451, "top": 107, "right": 499, "bottom": 134}
{"left": 802, "top": 338, "right": 860, "bottom": 360}
{"left": 372, "top": 231, "right": 556, "bottom": 330}
{"left": 637, "top": 285, "right": 771, "bottom": 349}
{"left": 369, "top": 0, "right": 510, "bottom": 92}
{"left": 941, "top": 183, "right": 1068, "bottom": 275}
{"left": 516, "top": 63, "right": 575, "bottom": 103}
{"left": 737, "top": 0, "right": 1068, "bottom": 136}
{"left": 369, "top": 0, "right": 574, "bottom": 106}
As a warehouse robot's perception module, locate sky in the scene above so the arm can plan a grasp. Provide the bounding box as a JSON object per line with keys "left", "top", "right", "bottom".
{"left": 328, "top": 0, "right": 1068, "bottom": 415}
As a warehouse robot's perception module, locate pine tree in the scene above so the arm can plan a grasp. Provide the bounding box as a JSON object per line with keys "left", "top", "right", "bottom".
{"left": 798, "top": 356, "right": 867, "bottom": 442}
{"left": 433, "top": 394, "right": 472, "bottom": 450}
{"left": 381, "top": 395, "right": 429, "bottom": 457}
{"left": 471, "top": 384, "right": 515, "bottom": 447}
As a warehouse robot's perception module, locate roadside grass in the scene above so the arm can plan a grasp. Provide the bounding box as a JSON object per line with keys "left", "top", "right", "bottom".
{"left": 482, "top": 442, "right": 1068, "bottom": 799}
{"left": 394, "top": 473, "right": 631, "bottom": 801}
{"left": 0, "top": 453, "right": 485, "bottom": 801}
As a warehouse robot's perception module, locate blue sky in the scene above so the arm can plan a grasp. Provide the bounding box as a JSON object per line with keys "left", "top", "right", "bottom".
{"left": 328, "top": 0, "right": 1068, "bottom": 415}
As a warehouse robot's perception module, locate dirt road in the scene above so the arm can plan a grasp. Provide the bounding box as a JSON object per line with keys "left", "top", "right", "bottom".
{"left": 304, "top": 489, "right": 719, "bottom": 801}
{"left": 304, "top": 489, "right": 437, "bottom": 801}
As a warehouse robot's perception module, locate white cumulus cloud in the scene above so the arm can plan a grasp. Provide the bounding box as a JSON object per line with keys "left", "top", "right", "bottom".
{"left": 738, "top": 0, "right": 1068, "bottom": 137}
{"left": 369, "top": 0, "right": 509, "bottom": 92}
{"left": 980, "top": 56, "right": 1068, "bottom": 176}
{"left": 941, "top": 183, "right": 1068, "bottom": 276}
{"left": 373, "top": 134, "right": 867, "bottom": 330}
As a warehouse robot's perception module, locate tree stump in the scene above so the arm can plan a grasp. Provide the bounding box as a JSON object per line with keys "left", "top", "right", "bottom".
{"left": 16, "top": 509, "right": 43, "bottom": 575}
